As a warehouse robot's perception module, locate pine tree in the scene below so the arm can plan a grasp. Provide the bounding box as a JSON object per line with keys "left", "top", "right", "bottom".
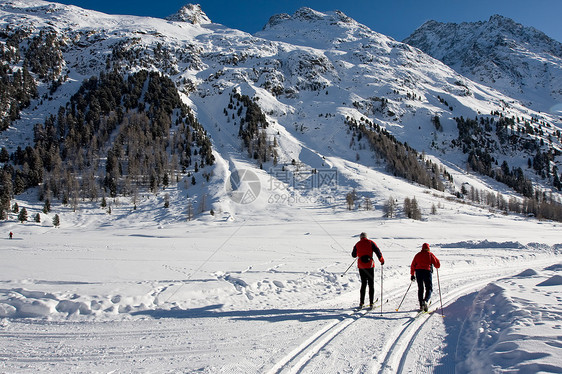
{"left": 410, "top": 197, "right": 422, "bottom": 220}
{"left": 345, "top": 189, "right": 357, "bottom": 210}
{"left": 52, "top": 214, "right": 60, "bottom": 227}
{"left": 43, "top": 199, "right": 51, "bottom": 214}
{"left": 404, "top": 197, "right": 412, "bottom": 218}
{"left": 0, "top": 147, "right": 9, "bottom": 162}
{"left": 18, "top": 207, "right": 28, "bottom": 223}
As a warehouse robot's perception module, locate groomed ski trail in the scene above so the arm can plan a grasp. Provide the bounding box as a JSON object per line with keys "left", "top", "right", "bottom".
{"left": 265, "top": 258, "right": 559, "bottom": 374}
{"left": 375, "top": 271, "right": 504, "bottom": 373}
{"left": 375, "top": 258, "right": 562, "bottom": 373}
{"left": 265, "top": 295, "right": 397, "bottom": 374}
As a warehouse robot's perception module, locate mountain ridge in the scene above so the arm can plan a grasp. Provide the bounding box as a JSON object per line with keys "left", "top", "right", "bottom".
{"left": 404, "top": 14, "right": 562, "bottom": 114}
{"left": 0, "top": 1, "right": 561, "bottom": 223}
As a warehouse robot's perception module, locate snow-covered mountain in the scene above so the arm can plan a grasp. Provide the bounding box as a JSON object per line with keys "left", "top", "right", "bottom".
{"left": 0, "top": 1, "right": 561, "bottom": 223}
{"left": 165, "top": 3, "right": 211, "bottom": 24}
{"left": 404, "top": 15, "right": 562, "bottom": 115}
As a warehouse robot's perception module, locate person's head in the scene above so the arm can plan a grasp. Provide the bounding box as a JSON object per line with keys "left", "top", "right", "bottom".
{"left": 422, "top": 243, "right": 430, "bottom": 251}
{"left": 360, "top": 232, "right": 367, "bottom": 239}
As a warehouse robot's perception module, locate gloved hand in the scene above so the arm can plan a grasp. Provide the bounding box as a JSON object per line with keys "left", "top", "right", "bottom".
{"left": 411, "top": 275, "right": 415, "bottom": 281}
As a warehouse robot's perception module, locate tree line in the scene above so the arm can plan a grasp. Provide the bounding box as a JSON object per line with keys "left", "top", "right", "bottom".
{"left": 0, "top": 27, "right": 42, "bottom": 130}
{"left": 1, "top": 69, "right": 214, "bottom": 218}
{"left": 346, "top": 116, "right": 447, "bottom": 191}
{"left": 225, "top": 91, "right": 278, "bottom": 166}
{"left": 452, "top": 115, "right": 562, "bottom": 221}
{"left": 453, "top": 115, "right": 562, "bottom": 194}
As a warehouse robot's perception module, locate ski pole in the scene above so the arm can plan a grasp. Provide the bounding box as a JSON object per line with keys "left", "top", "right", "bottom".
{"left": 341, "top": 258, "right": 357, "bottom": 277}
{"left": 436, "top": 267, "right": 444, "bottom": 317}
{"left": 380, "top": 264, "right": 383, "bottom": 316}
{"left": 395, "top": 279, "right": 413, "bottom": 312}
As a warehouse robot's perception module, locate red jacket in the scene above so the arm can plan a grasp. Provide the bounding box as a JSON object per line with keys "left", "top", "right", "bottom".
{"left": 411, "top": 250, "right": 440, "bottom": 275}
{"left": 352, "top": 238, "right": 384, "bottom": 269}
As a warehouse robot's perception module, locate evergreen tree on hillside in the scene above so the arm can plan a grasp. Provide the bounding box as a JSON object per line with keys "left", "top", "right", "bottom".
{"left": 228, "top": 91, "right": 277, "bottom": 165}
{"left": 52, "top": 214, "right": 60, "bottom": 227}
{"left": 346, "top": 117, "right": 445, "bottom": 191}
{"left": 18, "top": 207, "right": 27, "bottom": 223}
{"left": 0, "top": 27, "right": 39, "bottom": 130}
{"left": 0, "top": 170, "right": 12, "bottom": 214}
{"left": 3, "top": 69, "right": 216, "bottom": 210}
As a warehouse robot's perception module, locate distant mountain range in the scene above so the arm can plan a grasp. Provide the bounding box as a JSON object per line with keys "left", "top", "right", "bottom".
{"left": 404, "top": 15, "right": 562, "bottom": 114}
{"left": 0, "top": 1, "right": 560, "bottom": 221}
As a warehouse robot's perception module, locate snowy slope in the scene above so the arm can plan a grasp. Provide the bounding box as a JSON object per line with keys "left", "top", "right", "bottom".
{"left": 1, "top": 0, "right": 561, "bottom": 221}
{"left": 404, "top": 15, "right": 562, "bottom": 115}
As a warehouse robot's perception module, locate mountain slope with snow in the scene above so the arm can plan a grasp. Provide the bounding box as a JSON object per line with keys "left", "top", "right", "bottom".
{"left": 0, "top": 0, "right": 560, "bottom": 222}
{"left": 404, "top": 15, "right": 562, "bottom": 115}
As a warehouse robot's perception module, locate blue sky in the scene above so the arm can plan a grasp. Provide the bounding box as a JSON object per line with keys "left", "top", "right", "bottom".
{"left": 53, "top": 0, "right": 562, "bottom": 43}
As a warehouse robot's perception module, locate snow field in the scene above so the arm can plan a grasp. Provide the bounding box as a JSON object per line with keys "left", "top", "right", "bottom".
{"left": 0, "top": 205, "right": 561, "bottom": 373}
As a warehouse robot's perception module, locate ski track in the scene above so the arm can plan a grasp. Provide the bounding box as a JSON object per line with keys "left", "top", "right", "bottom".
{"left": 266, "top": 297, "right": 389, "bottom": 374}
{"left": 0, "top": 321, "right": 260, "bottom": 373}
{"left": 378, "top": 258, "right": 561, "bottom": 374}
{"left": 379, "top": 273, "right": 501, "bottom": 374}
{"left": 1, "top": 242, "right": 559, "bottom": 373}
{"left": 265, "top": 257, "right": 559, "bottom": 374}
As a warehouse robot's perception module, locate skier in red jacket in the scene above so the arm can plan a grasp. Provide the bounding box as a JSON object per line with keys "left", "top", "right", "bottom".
{"left": 352, "top": 232, "right": 384, "bottom": 309}
{"left": 411, "top": 243, "right": 440, "bottom": 312}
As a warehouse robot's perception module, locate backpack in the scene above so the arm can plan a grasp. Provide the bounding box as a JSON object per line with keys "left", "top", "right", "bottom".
{"left": 360, "top": 255, "right": 372, "bottom": 264}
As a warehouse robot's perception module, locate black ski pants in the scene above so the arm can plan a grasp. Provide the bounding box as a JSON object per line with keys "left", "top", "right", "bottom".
{"left": 358, "top": 267, "right": 375, "bottom": 305}
{"left": 415, "top": 269, "right": 433, "bottom": 306}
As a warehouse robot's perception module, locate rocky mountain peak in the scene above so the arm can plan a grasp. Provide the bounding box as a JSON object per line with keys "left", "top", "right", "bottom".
{"left": 258, "top": 7, "right": 376, "bottom": 49}
{"left": 262, "top": 7, "right": 356, "bottom": 30}
{"left": 165, "top": 3, "right": 211, "bottom": 25}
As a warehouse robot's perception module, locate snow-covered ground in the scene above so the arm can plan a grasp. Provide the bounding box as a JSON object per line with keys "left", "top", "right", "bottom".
{"left": 1, "top": 199, "right": 560, "bottom": 373}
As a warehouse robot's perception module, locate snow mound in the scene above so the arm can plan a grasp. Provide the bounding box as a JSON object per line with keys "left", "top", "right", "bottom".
{"left": 536, "top": 275, "right": 562, "bottom": 286}
{"left": 514, "top": 269, "right": 538, "bottom": 277}
{"left": 544, "top": 263, "right": 562, "bottom": 271}
{"left": 455, "top": 272, "right": 562, "bottom": 373}
{"left": 440, "top": 240, "right": 525, "bottom": 249}
{"left": 0, "top": 288, "right": 151, "bottom": 319}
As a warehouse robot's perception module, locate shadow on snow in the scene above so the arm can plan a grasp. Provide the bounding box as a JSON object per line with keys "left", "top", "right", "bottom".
{"left": 131, "top": 304, "right": 356, "bottom": 323}
{"left": 433, "top": 291, "right": 479, "bottom": 374}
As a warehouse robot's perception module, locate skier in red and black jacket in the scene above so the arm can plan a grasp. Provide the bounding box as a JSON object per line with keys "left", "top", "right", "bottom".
{"left": 352, "top": 232, "right": 384, "bottom": 309}
{"left": 410, "top": 243, "right": 440, "bottom": 312}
